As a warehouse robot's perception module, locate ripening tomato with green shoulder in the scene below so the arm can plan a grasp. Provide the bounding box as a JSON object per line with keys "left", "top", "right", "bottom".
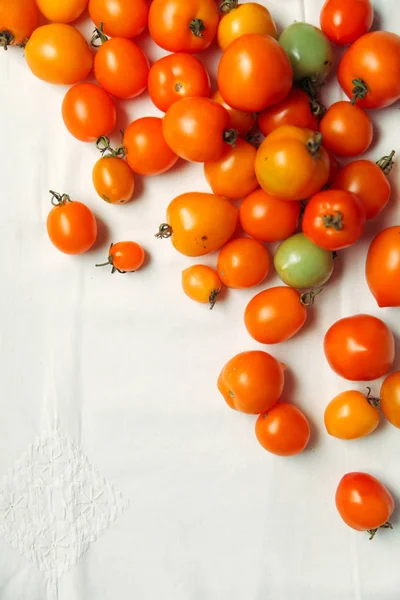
{"left": 279, "top": 22, "right": 334, "bottom": 82}
{"left": 156, "top": 192, "right": 238, "bottom": 257}
{"left": 62, "top": 83, "right": 116, "bottom": 142}
{"left": 366, "top": 226, "right": 400, "bottom": 307}
{"left": 218, "top": 351, "right": 285, "bottom": 414}
{"left": 255, "top": 403, "right": 310, "bottom": 456}
{"left": 36, "top": 0, "right": 88, "bottom": 23}
{"left": 47, "top": 191, "right": 97, "bottom": 255}
{"left": 217, "top": 237, "right": 270, "bottom": 289}
{"left": 182, "top": 265, "right": 222, "bottom": 309}
{"left": 0, "top": 0, "right": 39, "bottom": 48}
{"left": 381, "top": 372, "right": 400, "bottom": 429}
{"left": 257, "top": 88, "right": 318, "bottom": 137}
{"left": 324, "top": 390, "right": 380, "bottom": 440}
{"left": 212, "top": 90, "right": 255, "bottom": 138}
{"left": 124, "top": 117, "right": 178, "bottom": 176}
{"left": 217, "top": 1, "right": 277, "bottom": 51}
{"left": 96, "top": 242, "right": 145, "bottom": 273}
{"left": 319, "top": 101, "right": 373, "bottom": 157}
{"left": 320, "top": 0, "right": 374, "bottom": 46}
{"left": 240, "top": 189, "right": 301, "bottom": 243}
{"left": 89, "top": 0, "right": 149, "bottom": 38}
{"left": 204, "top": 139, "right": 258, "bottom": 200}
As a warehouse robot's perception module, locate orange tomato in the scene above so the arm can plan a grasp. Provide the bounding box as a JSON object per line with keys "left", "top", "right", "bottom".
{"left": 157, "top": 192, "right": 238, "bottom": 257}
{"left": 124, "top": 117, "right": 178, "bottom": 176}
{"left": 240, "top": 189, "right": 301, "bottom": 242}
{"left": 94, "top": 37, "right": 149, "bottom": 100}
{"left": 255, "top": 403, "right": 310, "bottom": 456}
{"left": 218, "top": 350, "right": 285, "bottom": 414}
{"left": 149, "top": 0, "right": 219, "bottom": 53}
{"left": 217, "top": 237, "right": 270, "bottom": 289}
{"left": 163, "top": 97, "right": 234, "bottom": 163}
{"left": 255, "top": 126, "right": 330, "bottom": 201}
{"left": 148, "top": 53, "right": 211, "bottom": 113}
{"left": 62, "top": 83, "right": 116, "bottom": 142}
{"left": 182, "top": 265, "right": 222, "bottom": 309}
{"left": 324, "top": 390, "right": 380, "bottom": 440}
{"left": 257, "top": 88, "right": 318, "bottom": 137}
{"left": 324, "top": 314, "right": 395, "bottom": 381}
{"left": 245, "top": 287, "right": 307, "bottom": 344}
{"left": 218, "top": 33, "right": 293, "bottom": 112}
{"left": 381, "top": 372, "right": 400, "bottom": 428}
{"left": 204, "top": 139, "right": 258, "bottom": 200}
{"left": 36, "top": 0, "right": 88, "bottom": 23}
{"left": 218, "top": 2, "right": 277, "bottom": 51}
{"left": 0, "top": 0, "right": 38, "bottom": 48}
{"left": 96, "top": 241, "right": 145, "bottom": 273}
{"left": 319, "top": 101, "right": 373, "bottom": 157}
{"left": 47, "top": 191, "right": 97, "bottom": 255}
{"left": 320, "top": 0, "right": 374, "bottom": 46}
{"left": 92, "top": 157, "right": 134, "bottom": 204}
{"left": 366, "top": 226, "right": 400, "bottom": 307}
{"left": 25, "top": 24, "right": 93, "bottom": 85}
{"left": 338, "top": 31, "right": 400, "bottom": 109}
{"left": 212, "top": 90, "right": 256, "bottom": 138}
{"left": 89, "top": 0, "right": 149, "bottom": 39}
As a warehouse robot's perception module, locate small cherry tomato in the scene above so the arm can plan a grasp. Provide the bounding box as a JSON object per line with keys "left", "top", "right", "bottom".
{"left": 245, "top": 286, "right": 308, "bottom": 345}
{"left": 255, "top": 126, "right": 330, "bottom": 201}
{"left": 302, "top": 189, "right": 365, "bottom": 251}
{"left": 217, "top": 237, "right": 270, "bottom": 289}
{"left": 279, "top": 22, "right": 333, "bottom": 82}
{"left": 381, "top": 372, "right": 400, "bottom": 429}
{"left": 163, "top": 97, "right": 235, "bottom": 163}
{"left": 148, "top": 53, "right": 211, "bottom": 113}
{"left": 157, "top": 192, "right": 238, "bottom": 257}
{"left": 336, "top": 473, "right": 394, "bottom": 538}
{"left": 182, "top": 265, "right": 222, "bottom": 309}
{"left": 149, "top": 0, "right": 219, "bottom": 53}
{"left": 47, "top": 191, "right": 97, "bottom": 255}
{"left": 25, "top": 24, "right": 93, "bottom": 85}
{"left": 217, "top": 1, "right": 277, "bottom": 51}
{"left": 62, "top": 83, "right": 116, "bottom": 143}
{"left": 96, "top": 241, "right": 144, "bottom": 273}
{"left": 240, "top": 189, "right": 301, "bottom": 243}
{"left": 92, "top": 138, "right": 134, "bottom": 204}
{"left": 366, "top": 226, "right": 400, "bottom": 308}
{"left": 204, "top": 139, "right": 258, "bottom": 200}
{"left": 212, "top": 90, "right": 255, "bottom": 138}
{"left": 324, "top": 314, "right": 395, "bottom": 381}
{"left": 124, "top": 117, "right": 178, "bottom": 176}
{"left": 0, "top": 0, "right": 38, "bottom": 48}
{"left": 325, "top": 390, "right": 380, "bottom": 440}
{"left": 89, "top": 0, "right": 148, "bottom": 39}
{"left": 93, "top": 31, "right": 149, "bottom": 100}
{"left": 274, "top": 233, "right": 334, "bottom": 290}
{"left": 332, "top": 152, "right": 394, "bottom": 220}
{"left": 319, "top": 101, "right": 373, "bottom": 157}
{"left": 338, "top": 31, "right": 400, "bottom": 109}
{"left": 320, "top": 0, "right": 373, "bottom": 46}
{"left": 218, "top": 33, "right": 293, "bottom": 113}
{"left": 255, "top": 403, "right": 310, "bottom": 456}
{"left": 218, "top": 351, "right": 285, "bottom": 414}
{"left": 36, "top": 0, "right": 88, "bottom": 23}
{"left": 257, "top": 88, "right": 318, "bottom": 138}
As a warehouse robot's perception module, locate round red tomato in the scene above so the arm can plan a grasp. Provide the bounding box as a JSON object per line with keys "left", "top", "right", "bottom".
{"left": 324, "top": 314, "right": 395, "bottom": 381}
{"left": 47, "top": 191, "right": 97, "bottom": 255}
{"left": 96, "top": 241, "right": 145, "bottom": 273}
{"left": 240, "top": 189, "right": 301, "bottom": 242}
{"left": 366, "top": 226, "right": 400, "bottom": 307}
{"left": 320, "top": 0, "right": 373, "bottom": 46}
{"left": 204, "top": 139, "right": 258, "bottom": 200}
{"left": 62, "top": 83, "right": 116, "bottom": 142}
{"left": 255, "top": 403, "right": 310, "bottom": 456}
{"left": 217, "top": 237, "right": 270, "bottom": 289}
{"left": 89, "top": 0, "right": 149, "bottom": 39}
{"left": 0, "top": 0, "right": 38, "bottom": 48}
{"left": 258, "top": 88, "right": 318, "bottom": 137}
{"left": 319, "top": 101, "right": 373, "bottom": 157}
{"left": 124, "top": 117, "right": 178, "bottom": 176}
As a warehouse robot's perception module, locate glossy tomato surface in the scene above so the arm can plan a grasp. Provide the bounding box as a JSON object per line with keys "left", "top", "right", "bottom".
{"left": 320, "top": 0, "right": 373, "bottom": 46}
{"left": 366, "top": 226, "right": 400, "bottom": 307}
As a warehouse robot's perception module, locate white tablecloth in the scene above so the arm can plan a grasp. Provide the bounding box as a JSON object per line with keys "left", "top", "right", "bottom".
{"left": 0, "top": 1, "right": 399, "bottom": 598}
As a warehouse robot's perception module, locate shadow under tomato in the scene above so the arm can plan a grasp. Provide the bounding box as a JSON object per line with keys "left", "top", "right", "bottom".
{"left": 89, "top": 214, "right": 111, "bottom": 254}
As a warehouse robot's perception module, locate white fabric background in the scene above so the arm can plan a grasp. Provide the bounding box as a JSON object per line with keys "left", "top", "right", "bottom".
{"left": 0, "top": 1, "right": 399, "bottom": 598}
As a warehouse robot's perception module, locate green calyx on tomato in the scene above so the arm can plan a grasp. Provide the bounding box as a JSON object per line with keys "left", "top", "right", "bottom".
{"left": 376, "top": 150, "right": 395, "bottom": 175}
{"left": 49, "top": 190, "right": 72, "bottom": 207}
{"left": 350, "top": 78, "right": 369, "bottom": 105}
{"left": 90, "top": 21, "right": 108, "bottom": 47}
{"left": 189, "top": 19, "right": 206, "bottom": 37}
{"left": 96, "top": 135, "right": 126, "bottom": 159}
{"left": 219, "top": 0, "right": 238, "bottom": 12}
{"left": 322, "top": 211, "right": 343, "bottom": 231}
{"left": 0, "top": 30, "right": 14, "bottom": 50}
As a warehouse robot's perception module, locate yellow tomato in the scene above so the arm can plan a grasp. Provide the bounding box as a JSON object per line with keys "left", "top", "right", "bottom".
{"left": 218, "top": 2, "right": 277, "bottom": 51}
{"left": 182, "top": 265, "right": 222, "bottom": 308}
{"left": 324, "top": 390, "right": 380, "bottom": 440}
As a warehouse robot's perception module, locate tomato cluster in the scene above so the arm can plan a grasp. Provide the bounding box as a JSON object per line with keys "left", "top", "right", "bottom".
{"left": 3, "top": 0, "right": 400, "bottom": 540}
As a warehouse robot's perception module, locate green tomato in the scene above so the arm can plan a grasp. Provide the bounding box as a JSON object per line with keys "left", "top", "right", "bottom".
{"left": 274, "top": 233, "right": 334, "bottom": 290}
{"left": 279, "top": 22, "right": 334, "bottom": 82}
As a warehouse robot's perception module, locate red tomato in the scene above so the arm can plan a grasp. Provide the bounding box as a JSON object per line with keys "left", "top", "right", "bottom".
{"left": 124, "top": 117, "right": 178, "bottom": 176}
{"left": 319, "top": 101, "right": 373, "bottom": 157}
{"left": 217, "top": 237, "right": 270, "bottom": 289}
{"left": 324, "top": 314, "right": 395, "bottom": 381}
{"left": 381, "top": 372, "right": 400, "bottom": 428}
{"left": 0, "top": 0, "right": 38, "bottom": 48}
{"left": 338, "top": 31, "right": 400, "bottom": 109}
{"left": 218, "top": 33, "right": 293, "bottom": 112}
{"left": 89, "top": 0, "right": 149, "bottom": 39}
{"left": 240, "top": 189, "right": 301, "bottom": 242}
{"left": 212, "top": 90, "right": 256, "bottom": 138}
{"left": 62, "top": 83, "right": 116, "bottom": 142}
{"left": 258, "top": 88, "right": 318, "bottom": 137}
{"left": 149, "top": 0, "right": 219, "bottom": 53}
{"left": 302, "top": 189, "right": 365, "bottom": 251}
{"left": 320, "top": 0, "right": 373, "bottom": 46}
{"left": 47, "top": 191, "right": 97, "bottom": 255}
{"left": 366, "top": 226, "right": 400, "bottom": 307}
{"left": 255, "top": 403, "right": 310, "bottom": 456}
{"left": 148, "top": 53, "right": 211, "bottom": 112}
{"left": 204, "top": 140, "right": 258, "bottom": 200}
{"left": 96, "top": 241, "right": 145, "bottom": 273}
{"left": 336, "top": 473, "right": 394, "bottom": 538}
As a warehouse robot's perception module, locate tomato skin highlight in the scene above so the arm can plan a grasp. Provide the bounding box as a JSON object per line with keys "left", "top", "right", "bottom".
{"left": 255, "top": 403, "right": 310, "bottom": 456}
{"left": 89, "top": 0, "right": 149, "bottom": 39}
{"left": 319, "top": 101, "right": 373, "bottom": 157}
{"left": 381, "top": 372, "right": 400, "bottom": 429}
{"left": 0, "top": 0, "right": 39, "bottom": 47}
{"left": 47, "top": 198, "right": 97, "bottom": 255}
{"left": 124, "top": 117, "right": 178, "bottom": 176}
{"left": 366, "top": 226, "right": 400, "bottom": 307}
{"left": 62, "top": 83, "right": 116, "bottom": 143}
{"left": 240, "top": 189, "right": 300, "bottom": 243}
{"left": 182, "top": 265, "right": 222, "bottom": 308}
{"left": 217, "top": 237, "right": 270, "bottom": 290}
{"left": 92, "top": 157, "right": 134, "bottom": 204}
{"left": 320, "top": 0, "right": 374, "bottom": 46}
{"left": 279, "top": 22, "right": 334, "bottom": 82}
{"left": 324, "top": 390, "right": 380, "bottom": 440}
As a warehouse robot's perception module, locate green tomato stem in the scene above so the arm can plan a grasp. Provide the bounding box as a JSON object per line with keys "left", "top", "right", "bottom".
{"left": 90, "top": 22, "right": 108, "bottom": 47}
{"left": 189, "top": 19, "right": 205, "bottom": 38}
{"left": 322, "top": 211, "right": 343, "bottom": 231}
{"left": 219, "top": 0, "right": 238, "bottom": 13}
{"left": 155, "top": 224, "right": 173, "bottom": 239}
{"left": 376, "top": 150, "right": 395, "bottom": 175}
{"left": 49, "top": 190, "right": 71, "bottom": 207}
{"left": 350, "top": 78, "right": 369, "bottom": 105}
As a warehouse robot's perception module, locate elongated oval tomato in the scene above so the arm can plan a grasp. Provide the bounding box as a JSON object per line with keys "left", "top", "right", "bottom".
{"left": 338, "top": 31, "right": 400, "bottom": 109}
{"left": 319, "top": 101, "right": 373, "bottom": 157}
{"left": 366, "top": 226, "right": 400, "bottom": 307}
{"left": 124, "top": 117, "right": 178, "bottom": 176}
{"left": 218, "top": 33, "right": 293, "bottom": 112}
{"left": 62, "top": 83, "right": 116, "bottom": 142}
{"left": 320, "top": 0, "right": 374, "bottom": 46}
{"left": 158, "top": 192, "right": 238, "bottom": 257}
{"left": 149, "top": 53, "right": 211, "bottom": 112}
{"left": 89, "top": 0, "right": 149, "bottom": 38}
{"left": 96, "top": 241, "right": 145, "bottom": 273}
{"left": 324, "top": 390, "right": 380, "bottom": 440}
{"left": 255, "top": 403, "right": 310, "bottom": 456}
{"left": 92, "top": 157, "right": 134, "bottom": 204}
{"left": 182, "top": 265, "right": 222, "bottom": 309}
{"left": 212, "top": 90, "right": 255, "bottom": 137}
{"left": 217, "top": 238, "right": 270, "bottom": 289}
{"left": 218, "top": 351, "right": 285, "bottom": 414}
{"left": 240, "top": 189, "right": 300, "bottom": 242}
{"left": 25, "top": 24, "right": 93, "bottom": 85}
{"left": 204, "top": 139, "right": 258, "bottom": 200}
{"left": 258, "top": 88, "right": 318, "bottom": 137}
{"left": 0, "top": 0, "right": 39, "bottom": 48}
{"left": 47, "top": 192, "right": 97, "bottom": 255}
{"left": 36, "top": 0, "right": 88, "bottom": 23}
{"left": 149, "top": 0, "right": 219, "bottom": 53}
{"left": 218, "top": 2, "right": 277, "bottom": 51}
{"left": 381, "top": 372, "right": 400, "bottom": 429}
